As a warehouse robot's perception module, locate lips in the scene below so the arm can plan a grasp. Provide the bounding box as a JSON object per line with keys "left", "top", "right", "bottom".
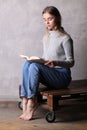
{"left": 47, "top": 25, "right": 51, "bottom": 28}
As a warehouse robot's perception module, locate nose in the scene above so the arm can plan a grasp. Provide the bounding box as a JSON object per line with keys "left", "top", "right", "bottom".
{"left": 45, "top": 20, "right": 49, "bottom": 25}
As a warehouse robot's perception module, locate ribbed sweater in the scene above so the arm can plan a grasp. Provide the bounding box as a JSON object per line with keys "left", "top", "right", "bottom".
{"left": 42, "top": 30, "right": 74, "bottom": 68}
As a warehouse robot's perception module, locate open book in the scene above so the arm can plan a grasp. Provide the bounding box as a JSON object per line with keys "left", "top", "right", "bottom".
{"left": 20, "top": 55, "right": 45, "bottom": 63}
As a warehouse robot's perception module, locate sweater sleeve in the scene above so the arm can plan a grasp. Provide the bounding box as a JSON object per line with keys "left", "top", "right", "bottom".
{"left": 55, "top": 37, "right": 75, "bottom": 68}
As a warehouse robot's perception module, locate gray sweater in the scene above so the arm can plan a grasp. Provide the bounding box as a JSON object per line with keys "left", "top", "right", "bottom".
{"left": 42, "top": 30, "right": 74, "bottom": 68}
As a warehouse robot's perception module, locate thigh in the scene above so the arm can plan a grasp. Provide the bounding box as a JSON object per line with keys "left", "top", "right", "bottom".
{"left": 34, "top": 63, "right": 71, "bottom": 89}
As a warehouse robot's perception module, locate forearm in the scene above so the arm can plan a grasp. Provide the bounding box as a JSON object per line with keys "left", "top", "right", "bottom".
{"left": 53, "top": 60, "right": 75, "bottom": 68}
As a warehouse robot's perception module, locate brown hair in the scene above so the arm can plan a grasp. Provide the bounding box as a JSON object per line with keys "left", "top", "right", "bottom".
{"left": 42, "top": 6, "right": 67, "bottom": 42}
{"left": 42, "top": 6, "right": 62, "bottom": 30}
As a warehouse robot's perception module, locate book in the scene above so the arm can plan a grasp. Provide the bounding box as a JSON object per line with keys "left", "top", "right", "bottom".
{"left": 20, "top": 55, "right": 45, "bottom": 63}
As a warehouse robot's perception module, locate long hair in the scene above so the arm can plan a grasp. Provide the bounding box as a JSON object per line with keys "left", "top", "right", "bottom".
{"left": 42, "top": 6, "right": 66, "bottom": 42}
{"left": 42, "top": 6, "right": 67, "bottom": 42}
{"left": 42, "top": 6, "right": 62, "bottom": 31}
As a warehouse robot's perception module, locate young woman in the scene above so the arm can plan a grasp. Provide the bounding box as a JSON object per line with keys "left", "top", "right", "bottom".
{"left": 19, "top": 6, "right": 74, "bottom": 121}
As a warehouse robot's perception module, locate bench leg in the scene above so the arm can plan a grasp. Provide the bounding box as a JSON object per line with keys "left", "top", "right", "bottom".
{"left": 19, "top": 85, "right": 21, "bottom": 98}
{"left": 37, "top": 92, "right": 43, "bottom": 103}
{"left": 47, "top": 95, "right": 59, "bottom": 111}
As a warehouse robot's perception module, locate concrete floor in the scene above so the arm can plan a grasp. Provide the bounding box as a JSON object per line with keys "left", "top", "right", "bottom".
{"left": 0, "top": 100, "right": 87, "bottom": 130}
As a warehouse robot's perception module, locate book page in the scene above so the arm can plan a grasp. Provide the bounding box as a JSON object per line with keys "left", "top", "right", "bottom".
{"left": 20, "top": 55, "right": 30, "bottom": 60}
{"left": 20, "top": 55, "right": 45, "bottom": 63}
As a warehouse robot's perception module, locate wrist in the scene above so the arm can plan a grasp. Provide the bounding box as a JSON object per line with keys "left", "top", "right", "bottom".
{"left": 53, "top": 61, "right": 57, "bottom": 66}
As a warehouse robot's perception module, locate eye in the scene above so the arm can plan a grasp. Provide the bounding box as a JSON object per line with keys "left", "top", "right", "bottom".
{"left": 43, "top": 18, "right": 46, "bottom": 22}
{"left": 48, "top": 17, "right": 54, "bottom": 21}
{"left": 43, "top": 17, "right": 54, "bottom": 22}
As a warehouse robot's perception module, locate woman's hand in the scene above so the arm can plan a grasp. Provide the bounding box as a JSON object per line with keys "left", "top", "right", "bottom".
{"left": 44, "top": 60, "right": 55, "bottom": 67}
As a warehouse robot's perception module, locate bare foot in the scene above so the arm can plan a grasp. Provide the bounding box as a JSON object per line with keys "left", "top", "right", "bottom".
{"left": 23, "top": 111, "right": 34, "bottom": 120}
{"left": 19, "top": 113, "right": 26, "bottom": 120}
{"left": 19, "top": 98, "right": 39, "bottom": 121}
{"left": 23, "top": 104, "right": 38, "bottom": 121}
{"left": 19, "top": 97, "right": 28, "bottom": 120}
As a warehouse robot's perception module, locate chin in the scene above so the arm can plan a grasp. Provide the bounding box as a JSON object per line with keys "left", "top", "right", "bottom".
{"left": 47, "top": 27, "right": 53, "bottom": 30}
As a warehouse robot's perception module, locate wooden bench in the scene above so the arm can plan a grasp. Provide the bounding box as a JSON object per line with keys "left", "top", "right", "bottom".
{"left": 38, "top": 85, "right": 87, "bottom": 122}
{"left": 40, "top": 86, "right": 87, "bottom": 111}
{"left": 18, "top": 80, "right": 87, "bottom": 122}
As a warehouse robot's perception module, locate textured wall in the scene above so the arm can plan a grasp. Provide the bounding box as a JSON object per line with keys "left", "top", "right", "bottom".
{"left": 0, "top": 0, "right": 87, "bottom": 100}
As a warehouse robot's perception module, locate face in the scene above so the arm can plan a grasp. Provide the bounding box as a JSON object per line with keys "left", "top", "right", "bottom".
{"left": 43, "top": 12, "right": 56, "bottom": 30}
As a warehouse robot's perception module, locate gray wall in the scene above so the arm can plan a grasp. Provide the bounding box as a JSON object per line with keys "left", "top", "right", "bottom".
{"left": 0, "top": 0, "right": 87, "bottom": 100}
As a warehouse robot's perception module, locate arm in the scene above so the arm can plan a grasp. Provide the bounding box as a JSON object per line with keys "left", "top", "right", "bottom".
{"left": 54, "top": 38, "right": 75, "bottom": 68}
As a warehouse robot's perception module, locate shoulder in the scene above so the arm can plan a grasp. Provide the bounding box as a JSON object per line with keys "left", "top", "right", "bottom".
{"left": 61, "top": 34, "right": 73, "bottom": 43}
{"left": 59, "top": 28, "right": 73, "bottom": 42}
{"left": 61, "top": 33, "right": 71, "bottom": 40}
{"left": 60, "top": 34, "right": 73, "bottom": 49}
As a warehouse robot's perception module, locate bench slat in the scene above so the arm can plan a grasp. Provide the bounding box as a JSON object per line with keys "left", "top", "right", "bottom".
{"left": 40, "top": 87, "right": 87, "bottom": 96}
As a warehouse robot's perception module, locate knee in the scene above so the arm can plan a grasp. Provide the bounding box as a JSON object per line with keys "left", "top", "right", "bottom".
{"left": 29, "top": 62, "right": 39, "bottom": 72}
{"left": 22, "top": 61, "right": 30, "bottom": 70}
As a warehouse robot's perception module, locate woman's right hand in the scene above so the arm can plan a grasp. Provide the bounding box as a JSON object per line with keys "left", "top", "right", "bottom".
{"left": 44, "top": 60, "right": 55, "bottom": 68}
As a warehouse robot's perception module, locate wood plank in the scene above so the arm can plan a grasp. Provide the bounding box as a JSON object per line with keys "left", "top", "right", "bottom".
{"left": 40, "top": 86, "right": 87, "bottom": 96}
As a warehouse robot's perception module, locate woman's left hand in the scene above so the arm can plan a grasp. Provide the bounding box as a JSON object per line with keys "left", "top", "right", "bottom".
{"left": 44, "top": 60, "right": 55, "bottom": 67}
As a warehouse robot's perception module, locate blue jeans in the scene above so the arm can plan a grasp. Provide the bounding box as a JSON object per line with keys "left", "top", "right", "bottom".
{"left": 21, "top": 61, "right": 71, "bottom": 98}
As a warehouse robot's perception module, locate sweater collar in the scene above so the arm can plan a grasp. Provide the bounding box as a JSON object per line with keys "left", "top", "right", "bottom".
{"left": 49, "top": 30, "right": 60, "bottom": 37}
